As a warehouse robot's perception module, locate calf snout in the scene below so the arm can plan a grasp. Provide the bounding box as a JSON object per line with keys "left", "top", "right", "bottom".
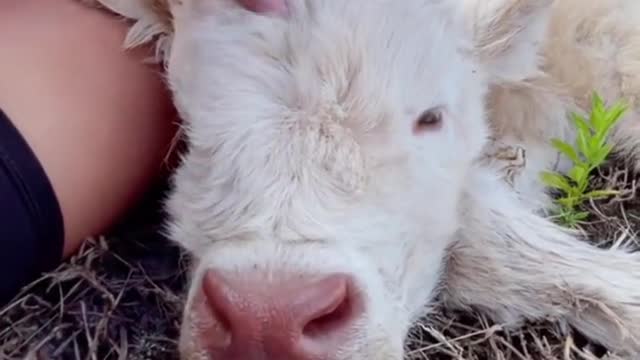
{"left": 197, "top": 270, "right": 362, "bottom": 359}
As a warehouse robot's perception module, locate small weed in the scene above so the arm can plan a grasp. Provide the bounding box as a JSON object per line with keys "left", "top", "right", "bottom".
{"left": 540, "top": 92, "right": 628, "bottom": 227}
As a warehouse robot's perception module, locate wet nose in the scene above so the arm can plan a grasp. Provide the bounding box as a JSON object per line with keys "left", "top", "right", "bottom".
{"left": 199, "top": 270, "right": 359, "bottom": 359}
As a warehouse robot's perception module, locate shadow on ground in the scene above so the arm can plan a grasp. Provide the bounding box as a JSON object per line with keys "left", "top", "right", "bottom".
{"left": 1, "top": 155, "right": 639, "bottom": 360}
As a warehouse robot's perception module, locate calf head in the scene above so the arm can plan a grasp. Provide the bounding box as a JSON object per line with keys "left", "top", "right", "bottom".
{"left": 156, "top": 0, "right": 555, "bottom": 358}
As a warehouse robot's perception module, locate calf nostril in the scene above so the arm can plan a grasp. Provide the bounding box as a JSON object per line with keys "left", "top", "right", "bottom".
{"left": 200, "top": 271, "right": 235, "bottom": 348}
{"left": 198, "top": 269, "right": 361, "bottom": 357}
{"left": 301, "top": 276, "right": 355, "bottom": 338}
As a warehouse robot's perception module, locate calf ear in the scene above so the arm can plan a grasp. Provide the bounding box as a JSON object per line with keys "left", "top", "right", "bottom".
{"left": 90, "top": 0, "right": 152, "bottom": 18}
{"left": 188, "top": 0, "right": 289, "bottom": 17}
{"left": 237, "top": 0, "right": 288, "bottom": 15}
{"left": 463, "top": 0, "right": 555, "bottom": 81}
{"left": 91, "top": 0, "right": 172, "bottom": 59}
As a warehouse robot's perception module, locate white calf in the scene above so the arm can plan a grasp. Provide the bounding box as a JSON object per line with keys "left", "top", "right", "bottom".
{"left": 86, "top": 0, "right": 640, "bottom": 359}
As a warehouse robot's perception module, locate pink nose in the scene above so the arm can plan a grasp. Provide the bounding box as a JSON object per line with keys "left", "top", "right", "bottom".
{"left": 197, "top": 270, "right": 360, "bottom": 359}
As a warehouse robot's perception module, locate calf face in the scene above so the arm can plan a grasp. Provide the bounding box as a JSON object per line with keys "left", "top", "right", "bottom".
{"left": 158, "top": 0, "right": 554, "bottom": 358}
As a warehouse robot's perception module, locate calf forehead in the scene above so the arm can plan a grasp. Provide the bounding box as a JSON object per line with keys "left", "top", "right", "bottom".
{"left": 177, "top": 0, "right": 472, "bottom": 157}
{"left": 284, "top": 1, "right": 470, "bottom": 99}
{"left": 168, "top": 1, "right": 473, "bottom": 239}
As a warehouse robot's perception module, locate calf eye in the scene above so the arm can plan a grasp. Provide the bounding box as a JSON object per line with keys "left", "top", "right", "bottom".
{"left": 413, "top": 107, "right": 443, "bottom": 135}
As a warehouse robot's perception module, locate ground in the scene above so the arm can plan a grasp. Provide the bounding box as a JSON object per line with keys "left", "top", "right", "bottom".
{"left": 1, "top": 154, "right": 639, "bottom": 360}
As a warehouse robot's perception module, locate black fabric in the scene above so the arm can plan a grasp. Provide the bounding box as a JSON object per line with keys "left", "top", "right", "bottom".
{"left": 0, "top": 108, "right": 64, "bottom": 306}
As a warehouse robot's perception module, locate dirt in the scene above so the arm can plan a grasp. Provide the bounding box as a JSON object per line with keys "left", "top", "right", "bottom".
{"left": 1, "top": 155, "right": 638, "bottom": 360}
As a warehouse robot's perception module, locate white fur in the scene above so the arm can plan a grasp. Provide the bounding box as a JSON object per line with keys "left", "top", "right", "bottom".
{"left": 446, "top": 165, "right": 640, "bottom": 357}
{"left": 86, "top": 0, "right": 640, "bottom": 358}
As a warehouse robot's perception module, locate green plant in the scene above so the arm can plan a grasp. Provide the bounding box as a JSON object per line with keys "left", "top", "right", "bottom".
{"left": 540, "top": 92, "right": 628, "bottom": 227}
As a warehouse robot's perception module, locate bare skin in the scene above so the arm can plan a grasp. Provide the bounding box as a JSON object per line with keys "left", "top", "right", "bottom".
{"left": 0, "top": 0, "right": 178, "bottom": 257}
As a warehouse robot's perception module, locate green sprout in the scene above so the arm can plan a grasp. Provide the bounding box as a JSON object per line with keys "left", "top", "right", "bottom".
{"left": 540, "top": 92, "right": 628, "bottom": 227}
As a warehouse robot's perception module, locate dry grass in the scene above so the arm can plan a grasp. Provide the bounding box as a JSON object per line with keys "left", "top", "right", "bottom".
{"left": 1, "top": 155, "right": 638, "bottom": 360}
{"left": 0, "top": 182, "right": 188, "bottom": 360}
